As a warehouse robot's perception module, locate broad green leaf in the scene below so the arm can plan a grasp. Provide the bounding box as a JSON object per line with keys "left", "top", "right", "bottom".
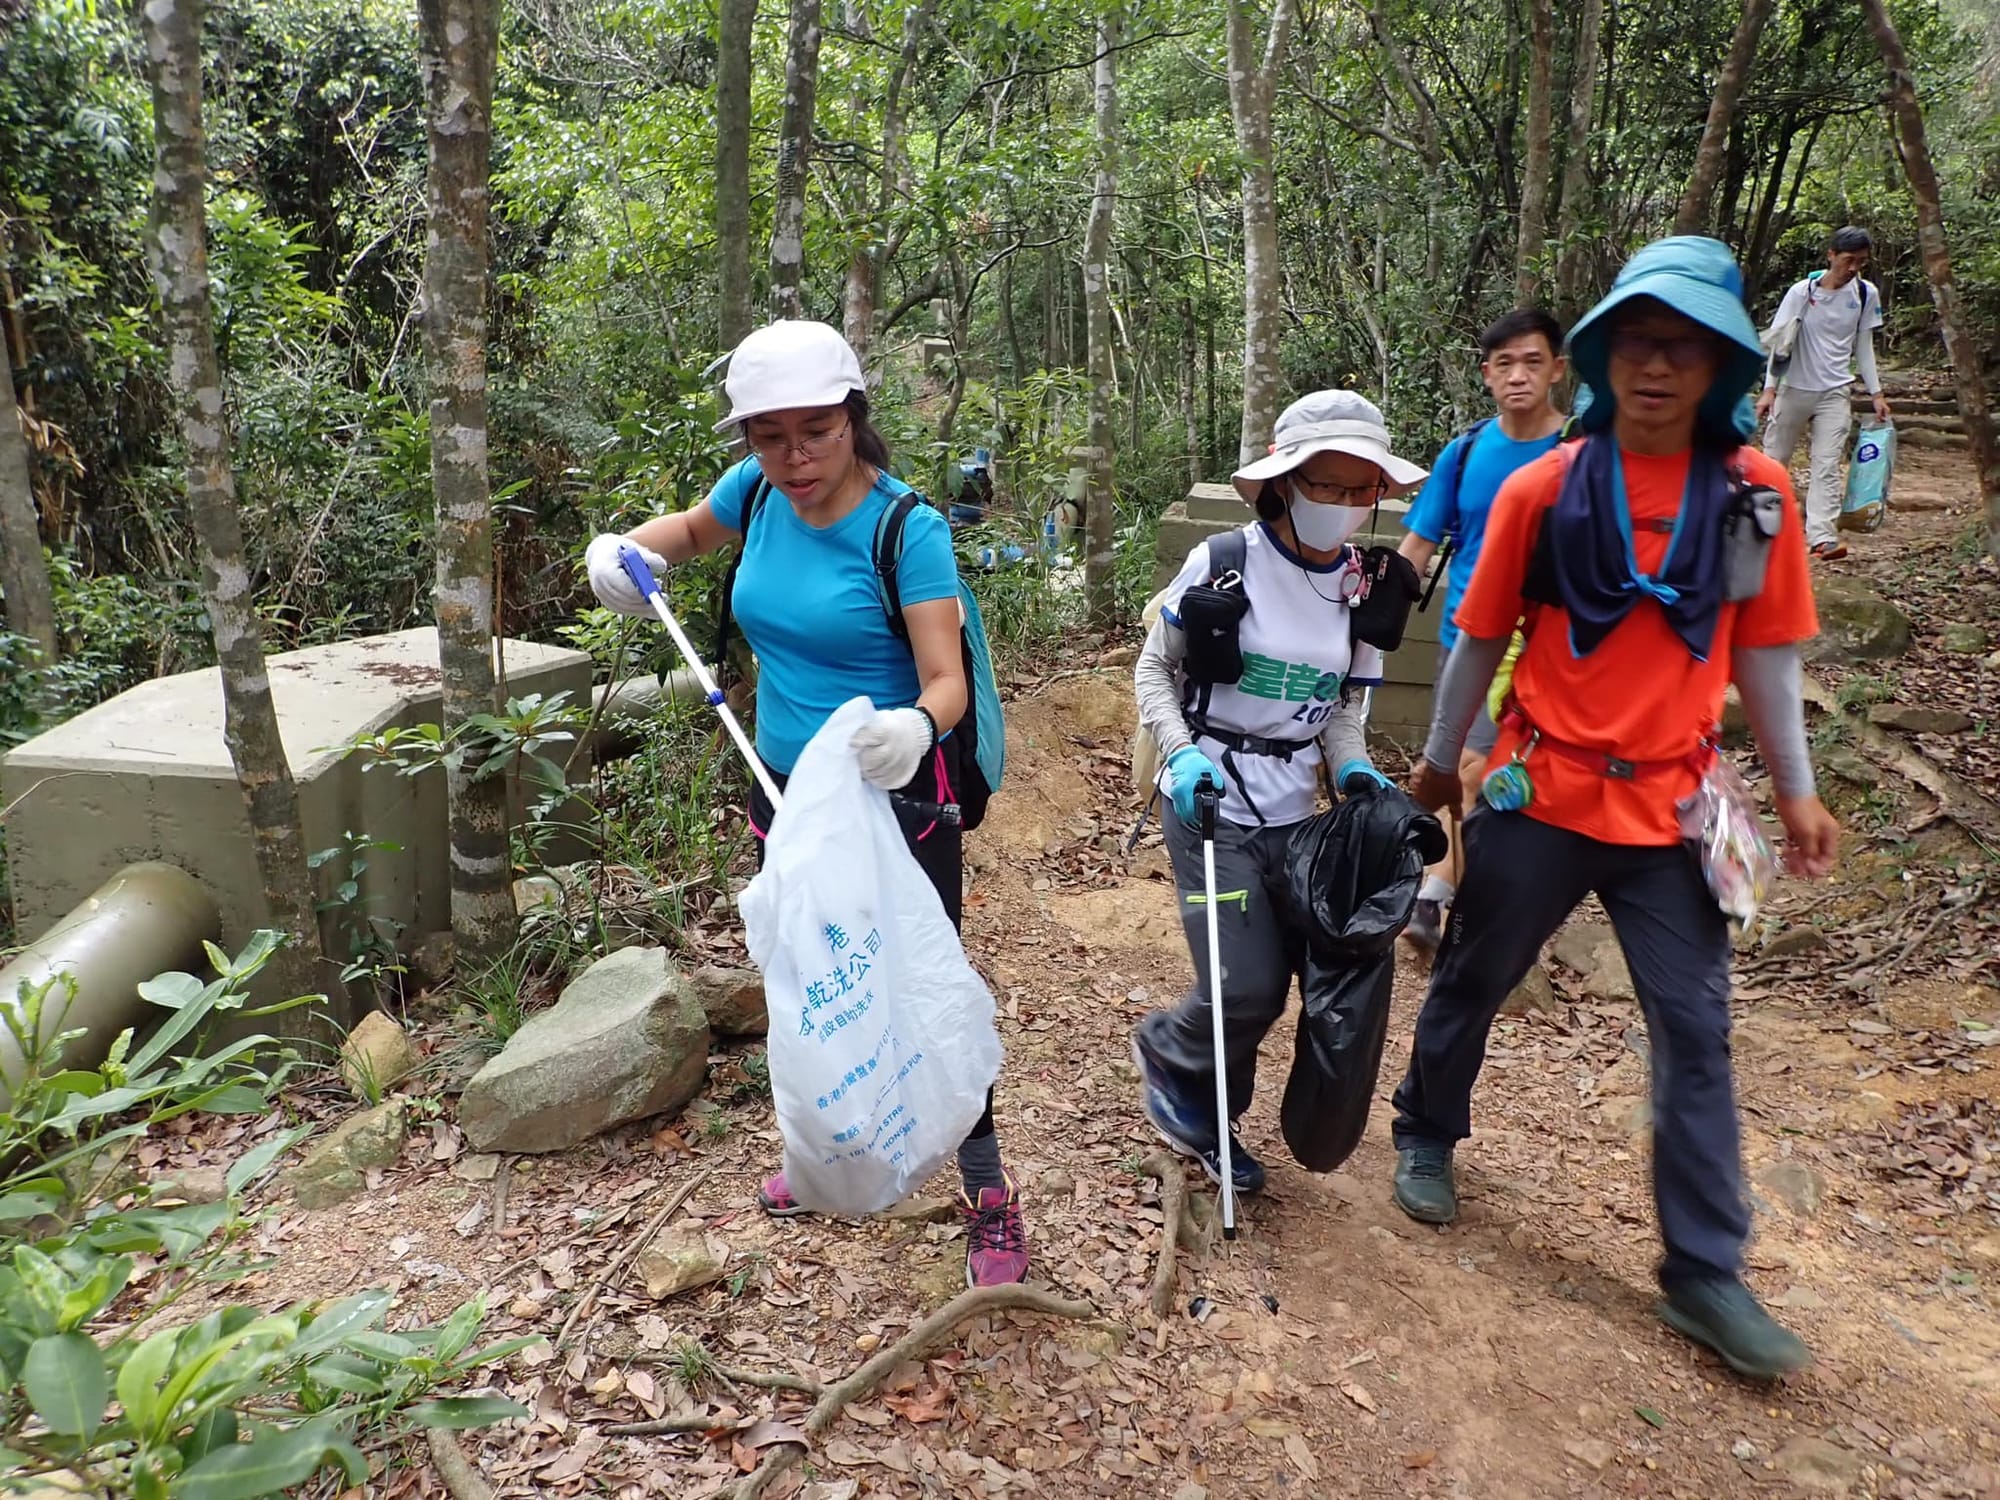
{"left": 57, "top": 1255, "right": 132, "bottom": 1330}
{"left": 225, "top": 1127, "right": 309, "bottom": 1194}
{"left": 338, "top": 1328, "right": 416, "bottom": 1361}
{"left": 293, "top": 1288, "right": 391, "bottom": 1354}
{"left": 302, "top": 1352, "right": 390, "bottom": 1396}
{"left": 177, "top": 1419, "right": 349, "bottom": 1500}
{"left": 136, "top": 971, "right": 205, "bottom": 1010}
{"left": 179, "top": 1407, "right": 239, "bottom": 1465}
{"left": 458, "top": 1334, "right": 542, "bottom": 1368}
{"left": 117, "top": 1325, "right": 181, "bottom": 1436}
{"left": 434, "top": 1298, "right": 483, "bottom": 1364}
{"left": 405, "top": 1395, "right": 530, "bottom": 1429}
{"left": 23, "top": 1331, "right": 108, "bottom": 1436}
{"left": 0, "top": 1187, "right": 65, "bottom": 1223}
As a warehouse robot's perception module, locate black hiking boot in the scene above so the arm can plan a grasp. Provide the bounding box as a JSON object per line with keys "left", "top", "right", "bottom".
{"left": 1392, "top": 1145, "right": 1457, "bottom": 1224}
{"left": 1131, "top": 1036, "right": 1266, "bottom": 1196}
{"left": 1658, "top": 1277, "right": 1812, "bottom": 1380}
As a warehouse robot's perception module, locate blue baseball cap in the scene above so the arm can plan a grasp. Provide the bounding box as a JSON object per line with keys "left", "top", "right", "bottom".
{"left": 1567, "top": 236, "right": 1765, "bottom": 446}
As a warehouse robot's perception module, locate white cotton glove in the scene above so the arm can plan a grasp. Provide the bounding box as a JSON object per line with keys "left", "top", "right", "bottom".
{"left": 850, "top": 707, "right": 936, "bottom": 790}
{"left": 584, "top": 533, "right": 668, "bottom": 617}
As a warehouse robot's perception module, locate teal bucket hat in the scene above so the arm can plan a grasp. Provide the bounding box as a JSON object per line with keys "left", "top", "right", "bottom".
{"left": 1567, "top": 235, "right": 1765, "bottom": 446}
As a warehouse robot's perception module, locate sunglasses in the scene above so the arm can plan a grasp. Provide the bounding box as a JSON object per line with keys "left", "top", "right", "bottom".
{"left": 1608, "top": 329, "right": 1720, "bottom": 371}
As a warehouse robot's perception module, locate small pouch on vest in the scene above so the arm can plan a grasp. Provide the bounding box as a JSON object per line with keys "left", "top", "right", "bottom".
{"left": 1178, "top": 577, "right": 1250, "bottom": 684}
{"left": 1721, "top": 483, "right": 1784, "bottom": 603}
{"left": 1347, "top": 545, "right": 1422, "bottom": 651}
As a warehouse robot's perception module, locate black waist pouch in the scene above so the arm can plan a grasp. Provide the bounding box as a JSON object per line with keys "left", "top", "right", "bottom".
{"left": 1178, "top": 580, "right": 1249, "bottom": 684}
{"left": 1347, "top": 546, "right": 1422, "bottom": 651}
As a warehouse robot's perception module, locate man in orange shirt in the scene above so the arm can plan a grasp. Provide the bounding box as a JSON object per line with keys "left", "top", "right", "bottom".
{"left": 1388, "top": 237, "right": 1840, "bottom": 1379}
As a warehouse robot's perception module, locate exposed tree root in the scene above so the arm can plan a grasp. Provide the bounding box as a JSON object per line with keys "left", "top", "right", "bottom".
{"left": 425, "top": 1429, "right": 496, "bottom": 1500}
{"left": 1144, "top": 1151, "right": 1193, "bottom": 1319}
{"left": 1803, "top": 675, "right": 2000, "bottom": 851}
{"left": 723, "top": 1283, "right": 1097, "bottom": 1500}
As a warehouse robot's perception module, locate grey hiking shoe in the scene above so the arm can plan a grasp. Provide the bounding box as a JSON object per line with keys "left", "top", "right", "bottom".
{"left": 1393, "top": 1146, "right": 1457, "bottom": 1224}
{"left": 1403, "top": 898, "right": 1445, "bottom": 957}
{"left": 1659, "top": 1277, "right": 1812, "bottom": 1380}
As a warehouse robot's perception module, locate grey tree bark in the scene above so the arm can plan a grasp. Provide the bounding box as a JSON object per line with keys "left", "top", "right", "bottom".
{"left": 1672, "top": 0, "right": 1775, "bottom": 236}
{"left": 417, "top": 0, "right": 516, "bottom": 960}
{"left": 716, "top": 0, "right": 757, "bottom": 348}
{"left": 1082, "top": 7, "right": 1120, "bottom": 627}
{"left": 1552, "top": 0, "right": 1605, "bottom": 317}
{"left": 769, "top": 0, "right": 823, "bottom": 320}
{"left": 842, "top": 0, "right": 937, "bottom": 364}
{"left": 139, "top": 0, "right": 324, "bottom": 1005}
{"left": 1226, "top": 0, "right": 1299, "bottom": 462}
{"left": 1860, "top": 0, "right": 2000, "bottom": 562}
{"left": 0, "top": 322, "right": 56, "bottom": 664}
{"left": 1515, "top": 0, "right": 1555, "bottom": 303}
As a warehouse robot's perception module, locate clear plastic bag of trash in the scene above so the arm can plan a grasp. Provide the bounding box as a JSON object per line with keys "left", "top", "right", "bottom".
{"left": 1677, "top": 754, "right": 1777, "bottom": 933}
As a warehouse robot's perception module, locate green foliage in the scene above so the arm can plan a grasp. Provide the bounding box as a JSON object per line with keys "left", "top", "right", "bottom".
{"left": 308, "top": 832, "right": 408, "bottom": 1002}
{"left": 0, "top": 934, "right": 527, "bottom": 1496}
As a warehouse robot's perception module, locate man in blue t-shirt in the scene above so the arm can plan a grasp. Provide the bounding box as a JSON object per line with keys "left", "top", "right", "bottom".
{"left": 1397, "top": 308, "right": 1568, "bottom": 952}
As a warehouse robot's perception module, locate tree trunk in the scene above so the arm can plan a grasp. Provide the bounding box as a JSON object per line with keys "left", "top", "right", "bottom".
{"left": 0, "top": 325, "right": 55, "bottom": 664}
{"left": 1082, "top": 8, "right": 1120, "bottom": 627}
{"left": 1226, "top": 0, "right": 1299, "bottom": 462}
{"left": 417, "top": 0, "right": 515, "bottom": 961}
{"left": 139, "top": 0, "right": 324, "bottom": 1004}
{"left": 769, "top": 0, "right": 823, "bottom": 320}
{"left": 716, "top": 0, "right": 757, "bottom": 347}
{"left": 1672, "top": 0, "right": 1774, "bottom": 236}
{"left": 1552, "top": 0, "right": 1605, "bottom": 317}
{"left": 843, "top": 0, "right": 936, "bottom": 365}
{"left": 1861, "top": 0, "right": 2000, "bottom": 561}
{"left": 1516, "top": 0, "right": 1555, "bottom": 302}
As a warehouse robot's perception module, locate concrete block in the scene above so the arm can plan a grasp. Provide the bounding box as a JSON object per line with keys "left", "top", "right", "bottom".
{"left": 2, "top": 629, "right": 590, "bottom": 1001}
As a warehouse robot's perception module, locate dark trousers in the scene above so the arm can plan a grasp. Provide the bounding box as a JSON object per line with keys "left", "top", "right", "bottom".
{"left": 1137, "top": 812, "right": 1304, "bottom": 1122}
{"left": 1390, "top": 808, "right": 1746, "bottom": 1287}
{"left": 749, "top": 738, "right": 997, "bottom": 1144}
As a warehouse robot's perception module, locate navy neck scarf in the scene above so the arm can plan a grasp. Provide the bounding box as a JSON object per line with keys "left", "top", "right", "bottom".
{"left": 1547, "top": 434, "right": 1733, "bottom": 661}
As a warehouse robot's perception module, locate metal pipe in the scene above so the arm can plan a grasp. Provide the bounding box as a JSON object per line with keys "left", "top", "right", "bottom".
{"left": 0, "top": 862, "right": 221, "bottom": 1100}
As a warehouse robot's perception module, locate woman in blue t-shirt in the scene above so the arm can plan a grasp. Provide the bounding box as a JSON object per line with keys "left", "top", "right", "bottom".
{"left": 583, "top": 320, "right": 1027, "bottom": 1288}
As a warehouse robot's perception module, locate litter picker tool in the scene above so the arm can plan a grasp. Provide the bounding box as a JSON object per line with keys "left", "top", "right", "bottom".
{"left": 1194, "top": 776, "right": 1237, "bottom": 1241}
{"left": 617, "top": 542, "right": 785, "bottom": 812}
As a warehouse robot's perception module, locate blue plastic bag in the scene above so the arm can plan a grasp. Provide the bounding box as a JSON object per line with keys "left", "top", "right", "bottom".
{"left": 1840, "top": 420, "right": 1895, "bottom": 534}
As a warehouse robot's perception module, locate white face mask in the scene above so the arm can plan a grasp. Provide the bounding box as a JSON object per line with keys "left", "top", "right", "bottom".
{"left": 1288, "top": 483, "right": 1369, "bottom": 551}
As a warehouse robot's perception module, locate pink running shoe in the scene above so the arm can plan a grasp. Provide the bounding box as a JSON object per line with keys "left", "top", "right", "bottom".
{"left": 757, "top": 1170, "right": 813, "bottom": 1218}
{"left": 960, "top": 1173, "right": 1029, "bottom": 1287}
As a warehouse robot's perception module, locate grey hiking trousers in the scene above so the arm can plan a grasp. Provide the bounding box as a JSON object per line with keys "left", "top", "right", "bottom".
{"left": 1135, "top": 812, "right": 1304, "bottom": 1122}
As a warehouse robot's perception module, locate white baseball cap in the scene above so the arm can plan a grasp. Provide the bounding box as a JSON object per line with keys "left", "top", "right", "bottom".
{"left": 1230, "top": 389, "right": 1429, "bottom": 502}
{"left": 713, "top": 320, "right": 865, "bottom": 431}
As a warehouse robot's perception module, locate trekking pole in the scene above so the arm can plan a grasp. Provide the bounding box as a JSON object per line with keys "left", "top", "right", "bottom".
{"left": 616, "top": 542, "right": 785, "bottom": 812}
{"left": 1194, "top": 776, "right": 1237, "bottom": 1241}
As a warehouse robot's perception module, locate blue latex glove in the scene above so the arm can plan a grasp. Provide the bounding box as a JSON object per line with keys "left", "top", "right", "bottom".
{"left": 1165, "top": 746, "right": 1222, "bottom": 826}
{"left": 1337, "top": 759, "right": 1391, "bottom": 797}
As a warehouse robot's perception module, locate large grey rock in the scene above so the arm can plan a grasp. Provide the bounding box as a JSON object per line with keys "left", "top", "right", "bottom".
{"left": 459, "top": 947, "right": 711, "bottom": 1153}
{"left": 690, "top": 964, "right": 768, "bottom": 1037}
{"left": 290, "top": 1100, "right": 408, "bottom": 1209}
{"left": 1940, "top": 622, "right": 1990, "bottom": 655}
{"left": 1551, "top": 922, "right": 1634, "bottom": 1003}
{"left": 1757, "top": 1160, "right": 1828, "bottom": 1218}
{"left": 1501, "top": 963, "right": 1559, "bottom": 1017}
{"left": 1869, "top": 703, "right": 1974, "bottom": 736}
{"left": 1772, "top": 1436, "right": 1865, "bottom": 1493}
{"left": 1806, "top": 577, "right": 1913, "bottom": 665}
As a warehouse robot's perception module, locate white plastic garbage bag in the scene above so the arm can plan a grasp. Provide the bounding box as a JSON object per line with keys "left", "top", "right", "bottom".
{"left": 738, "top": 697, "right": 1002, "bottom": 1214}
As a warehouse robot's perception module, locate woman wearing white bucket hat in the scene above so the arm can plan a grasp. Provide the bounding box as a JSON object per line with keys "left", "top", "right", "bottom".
{"left": 583, "top": 319, "right": 1028, "bottom": 1288}
{"left": 1129, "top": 389, "right": 1427, "bottom": 1195}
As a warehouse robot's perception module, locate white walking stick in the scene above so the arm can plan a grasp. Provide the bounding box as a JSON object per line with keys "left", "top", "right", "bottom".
{"left": 1194, "top": 777, "right": 1237, "bottom": 1241}
{"left": 617, "top": 542, "right": 784, "bottom": 812}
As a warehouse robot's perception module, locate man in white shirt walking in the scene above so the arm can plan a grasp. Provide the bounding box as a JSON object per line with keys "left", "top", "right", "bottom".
{"left": 1756, "top": 226, "right": 1891, "bottom": 561}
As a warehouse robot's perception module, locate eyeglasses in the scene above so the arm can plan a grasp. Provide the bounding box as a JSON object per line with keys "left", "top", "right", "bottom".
{"left": 1608, "top": 329, "right": 1719, "bottom": 370}
{"left": 747, "top": 420, "right": 850, "bottom": 465}
{"left": 1294, "top": 475, "right": 1384, "bottom": 504}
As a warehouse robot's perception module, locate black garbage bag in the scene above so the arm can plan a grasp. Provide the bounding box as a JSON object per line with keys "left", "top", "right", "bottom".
{"left": 1280, "top": 786, "right": 1447, "bottom": 1172}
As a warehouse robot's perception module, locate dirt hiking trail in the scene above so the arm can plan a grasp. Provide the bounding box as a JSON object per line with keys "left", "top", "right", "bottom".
{"left": 139, "top": 441, "right": 2000, "bottom": 1499}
